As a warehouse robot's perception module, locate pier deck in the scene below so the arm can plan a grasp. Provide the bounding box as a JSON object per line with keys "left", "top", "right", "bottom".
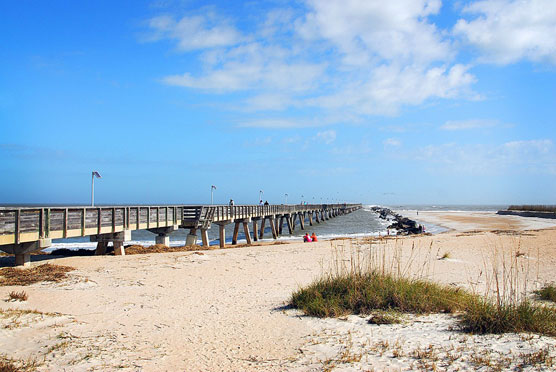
{"left": 0, "top": 203, "right": 361, "bottom": 266}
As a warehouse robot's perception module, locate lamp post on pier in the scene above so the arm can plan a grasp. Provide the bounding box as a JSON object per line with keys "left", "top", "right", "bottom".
{"left": 285, "top": 193, "right": 288, "bottom": 204}
{"left": 259, "top": 190, "right": 264, "bottom": 203}
{"left": 91, "top": 171, "right": 102, "bottom": 207}
{"left": 211, "top": 185, "right": 216, "bottom": 205}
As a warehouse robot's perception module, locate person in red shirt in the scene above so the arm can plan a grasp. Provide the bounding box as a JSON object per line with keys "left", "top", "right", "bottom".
{"left": 303, "top": 233, "right": 312, "bottom": 242}
{"left": 311, "top": 233, "right": 318, "bottom": 242}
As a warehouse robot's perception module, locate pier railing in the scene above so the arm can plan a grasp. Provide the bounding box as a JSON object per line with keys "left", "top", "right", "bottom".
{"left": 0, "top": 204, "right": 361, "bottom": 247}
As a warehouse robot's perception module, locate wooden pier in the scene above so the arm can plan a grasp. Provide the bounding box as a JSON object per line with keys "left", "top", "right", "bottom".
{"left": 0, "top": 203, "right": 361, "bottom": 266}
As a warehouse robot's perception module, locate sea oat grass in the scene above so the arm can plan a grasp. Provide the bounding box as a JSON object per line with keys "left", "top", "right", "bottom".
{"left": 459, "top": 299, "right": 556, "bottom": 336}
{"left": 0, "top": 264, "right": 74, "bottom": 286}
{"left": 290, "top": 271, "right": 472, "bottom": 317}
{"left": 535, "top": 284, "right": 556, "bottom": 303}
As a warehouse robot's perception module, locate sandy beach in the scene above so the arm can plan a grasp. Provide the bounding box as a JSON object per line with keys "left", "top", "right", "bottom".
{"left": 1, "top": 211, "right": 556, "bottom": 371}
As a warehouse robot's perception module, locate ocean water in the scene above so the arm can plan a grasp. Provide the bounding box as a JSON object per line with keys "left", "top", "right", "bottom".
{"left": 46, "top": 205, "right": 505, "bottom": 251}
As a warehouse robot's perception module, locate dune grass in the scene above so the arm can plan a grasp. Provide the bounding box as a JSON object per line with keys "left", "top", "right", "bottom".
{"left": 535, "top": 284, "right": 556, "bottom": 303}
{"left": 291, "top": 271, "right": 471, "bottom": 318}
{"left": 460, "top": 299, "right": 556, "bottom": 336}
{"left": 291, "top": 239, "right": 556, "bottom": 337}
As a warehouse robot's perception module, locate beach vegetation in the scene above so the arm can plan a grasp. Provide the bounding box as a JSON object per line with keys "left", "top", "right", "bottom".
{"left": 535, "top": 284, "right": 556, "bottom": 303}
{"left": 459, "top": 299, "right": 556, "bottom": 336}
{"left": 439, "top": 252, "right": 450, "bottom": 260}
{"left": 7, "top": 291, "right": 27, "bottom": 301}
{"left": 0, "top": 264, "right": 74, "bottom": 286}
{"left": 290, "top": 271, "right": 471, "bottom": 317}
{"left": 0, "top": 355, "right": 39, "bottom": 372}
{"left": 367, "top": 310, "right": 403, "bottom": 325}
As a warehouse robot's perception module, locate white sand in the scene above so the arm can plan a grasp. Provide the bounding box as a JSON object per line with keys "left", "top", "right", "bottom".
{"left": 1, "top": 212, "right": 556, "bottom": 371}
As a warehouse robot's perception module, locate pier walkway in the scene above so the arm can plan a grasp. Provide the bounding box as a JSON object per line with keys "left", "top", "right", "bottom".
{"left": 0, "top": 203, "right": 361, "bottom": 266}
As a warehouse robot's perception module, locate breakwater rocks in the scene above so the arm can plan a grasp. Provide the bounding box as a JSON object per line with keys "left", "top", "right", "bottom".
{"left": 371, "top": 207, "right": 425, "bottom": 235}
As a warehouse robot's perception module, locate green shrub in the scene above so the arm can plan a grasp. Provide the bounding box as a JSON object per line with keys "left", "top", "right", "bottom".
{"left": 290, "top": 272, "right": 471, "bottom": 318}
{"left": 460, "top": 299, "right": 556, "bottom": 336}
{"left": 535, "top": 285, "right": 556, "bottom": 303}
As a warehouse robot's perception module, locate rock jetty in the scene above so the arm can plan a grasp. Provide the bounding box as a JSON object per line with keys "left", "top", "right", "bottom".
{"left": 371, "top": 206, "right": 425, "bottom": 235}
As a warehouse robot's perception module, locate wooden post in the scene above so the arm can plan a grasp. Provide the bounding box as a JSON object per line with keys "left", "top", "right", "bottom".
{"left": 279, "top": 216, "right": 284, "bottom": 235}
{"left": 15, "top": 210, "right": 20, "bottom": 244}
{"left": 259, "top": 217, "right": 266, "bottom": 239}
{"left": 299, "top": 212, "right": 305, "bottom": 230}
{"left": 201, "top": 228, "right": 210, "bottom": 247}
{"left": 15, "top": 253, "right": 30, "bottom": 267}
{"left": 286, "top": 215, "right": 293, "bottom": 234}
{"left": 95, "top": 241, "right": 107, "bottom": 255}
{"left": 269, "top": 217, "right": 277, "bottom": 239}
{"left": 308, "top": 212, "right": 313, "bottom": 226}
{"left": 64, "top": 208, "right": 68, "bottom": 238}
{"left": 232, "top": 222, "right": 240, "bottom": 245}
{"left": 243, "top": 222, "right": 252, "bottom": 245}
{"left": 81, "top": 208, "right": 86, "bottom": 236}
{"left": 315, "top": 211, "right": 320, "bottom": 223}
{"left": 252, "top": 220, "right": 259, "bottom": 242}
{"left": 219, "top": 224, "right": 226, "bottom": 248}
{"left": 113, "top": 241, "right": 125, "bottom": 256}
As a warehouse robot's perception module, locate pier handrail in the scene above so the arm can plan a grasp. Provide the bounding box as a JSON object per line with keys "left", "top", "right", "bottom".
{"left": 0, "top": 203, "right": 362, "bottom": 247}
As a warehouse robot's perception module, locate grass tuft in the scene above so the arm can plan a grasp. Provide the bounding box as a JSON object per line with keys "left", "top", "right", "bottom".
{"left": 7, "top": 291, "right": 27, "bottom": 301}
{"left": 367, "top": 310, "right": 402, "bottom": 325}
{"left": 290, "top": 271, "right": 471, "bottom": 318}
{"left": 0, "top": 264, "right": 74, "bottom": 286}
{"left": 535, "top": 284, "right": 556, "bottom": 303}
{"left": 459, "top": 299, "right": 556, "bottom": 336}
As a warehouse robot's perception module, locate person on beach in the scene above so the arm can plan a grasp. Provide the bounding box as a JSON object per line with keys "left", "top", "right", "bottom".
{"left": 229, "top": 199, "right": 234, "bottom": 206}
{"left": 311, "top": 233, "right": 317, "bottom": 242}
{"left": 303, "top": 233, "right": 312, "bottom": 242}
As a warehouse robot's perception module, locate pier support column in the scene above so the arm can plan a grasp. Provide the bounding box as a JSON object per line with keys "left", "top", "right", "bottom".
{"left": 315, "top": 211, "right": 320, "bottom": 223}
{"left": 113, "top": 241, "right": 125, "bottom": 256}
{"left": 186, "top": 228, "right": 198, "bottom": 246}
{"left": 286, "top": 215, "right": 293, "bottom": 234}
{"left": 201, "top": 228, "right": 210, "bottom": 247}
{"left": 243, "top": 222, "right": 252, "bottom": 245}
{"left": 299, "top": 213, "right": 305, "bottom": 230}
{"left": 252, "top": 219, "right": 259, "bottom": 242}
{"left": 91, "top": 231, "right": 130, "bottom": 256}
{"left": 95, "top": 241, "right": 108, "bottom": 255}
{"left": 217, "top": 223, "right": 228, "bottom": 248}
{"left": 3, "top": 239, "right": 51, "bottom": 267}
{"left": 259, "top": 218, "right": 266, "bottom": 239}
{"left": 308, "top": 212, "right": 313, "bottom": 226}
{"left": 292, "top": 214, "right": 297, "bottom": 229}
{"left": 269, "top": 216, "right": 278, "bottom": 239}
{"left": 148, "top": 226, "right": 178, "bottom": 246}
{"left": 232, "top": 222, "right": 240, "bottom": 245}
{"left": 278, "top": 216, "right": 284, "bottom": 235}
{"left": 15, "top": 253, "right": 30, "bottom": 267}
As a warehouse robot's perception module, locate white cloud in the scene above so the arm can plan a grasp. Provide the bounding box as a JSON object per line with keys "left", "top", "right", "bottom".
{"left": 297, "top": 0, "right": 451, "bottom": 66}
{"left": 440, "top": 119, "right": 498, "bottom": 130}
{"left": 454, "top": 0, "right": 556, "bottom": 64}
{"left": 147, "top": 1, "right": 479, "bottom": 123}
{"left": 308, "top": 64, "right": 476, "bottom": 115}
{"left": 317, "top": 130, "right": 337, "bottom": 144}
{"left": 147, "top": 14, "right": 243, "bottom": 50}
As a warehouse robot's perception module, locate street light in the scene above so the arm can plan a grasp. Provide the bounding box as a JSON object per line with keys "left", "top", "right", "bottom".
{"left": 285, "top": 193, "right": 288, "bottom": 204}
{"left": 91, "top": 171, "right": 101, "bottom": 207}
{"left": 211, "top": 185, "right": 217, "bottom": 205}
{"left": 259, "top": 190, "right": 264, "bottom": 203}
{"left": 301, "top": 194, "right": 304, "bottom": 204}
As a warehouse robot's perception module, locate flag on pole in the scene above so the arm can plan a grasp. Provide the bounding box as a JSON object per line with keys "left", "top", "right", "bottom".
{"left": 92, "top": 171, "right": 102, "bottom": 178}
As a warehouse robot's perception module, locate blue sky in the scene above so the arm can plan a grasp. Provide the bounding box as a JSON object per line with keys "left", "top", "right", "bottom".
{"left": 1, "top": 0, "right": 555, "bottom": 205}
